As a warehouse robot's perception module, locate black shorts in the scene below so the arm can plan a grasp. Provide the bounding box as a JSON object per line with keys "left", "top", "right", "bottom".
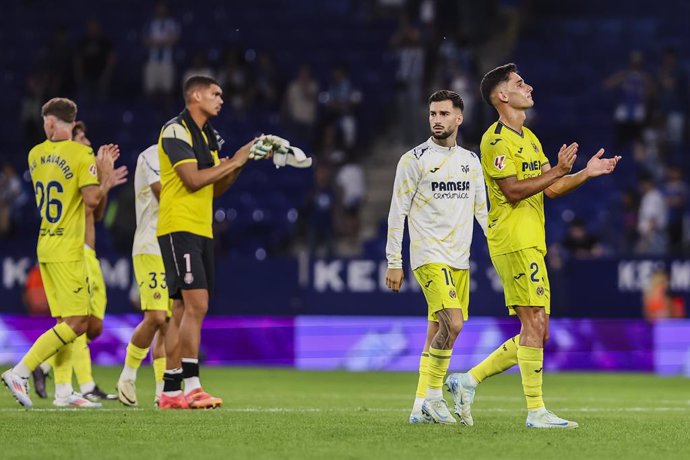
{"left": 158, "top": 232, "right": 214, "bottom": 300}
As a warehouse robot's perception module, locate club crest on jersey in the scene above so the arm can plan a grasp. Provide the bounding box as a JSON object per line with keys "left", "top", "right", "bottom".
{"left": 89, "top": 164, "right": 97, "bottom": 176}
{"left": 494, "top": 155, "right": 506, "bottom": 170}
{"left": 460, "top": 164, "right": 470, "bottom": 174}
{"left": 536, "top": 286, "right": 545, "bottom": 296}
{"left": 184, "top": 273, "right": 194, "bottom": 284}
{"left": 449, "top": 289, "right": 457, "bottom": 299}
{"left": 532, "top": 142, "right": 539, "bottom": 152}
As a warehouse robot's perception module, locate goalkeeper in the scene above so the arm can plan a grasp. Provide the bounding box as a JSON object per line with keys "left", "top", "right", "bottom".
{"left": 154, "top": 75, "right": 307, "bottom": 409}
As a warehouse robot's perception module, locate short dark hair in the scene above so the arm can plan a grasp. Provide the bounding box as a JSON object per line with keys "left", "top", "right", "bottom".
{"left": 480, "top": 63, "right": 518, "bottom": 107}
{"left": 183, "top": 75, "right": 221, "bottom": 101}
{"left": 41, "top": 97, "right": 77, "bottom": 123}
{"left": 72, "top": 121, "right": 87, "bottom": 137}
{"left": 428, "top": 90, "right": 464, "bottom": 111}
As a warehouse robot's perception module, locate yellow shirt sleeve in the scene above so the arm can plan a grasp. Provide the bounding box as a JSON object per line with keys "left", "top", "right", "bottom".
{"left": 78, "top": 149, "right": 100, "bottom": 189}
{"left": 482, "top": 135, "right": 517, "bottom": 179}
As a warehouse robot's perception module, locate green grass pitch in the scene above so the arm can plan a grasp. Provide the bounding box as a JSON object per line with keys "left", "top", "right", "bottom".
{"left": 1, "top": 368, "right": 688, "bottom": 460}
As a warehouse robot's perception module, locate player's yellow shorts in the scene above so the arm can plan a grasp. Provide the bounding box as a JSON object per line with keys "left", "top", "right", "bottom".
{"left": 491, "top": 247, "right": 550, "bottom": 315}
{"left": 133, "top": 254, "right": 172, "bottom": 317}
{"left": 40, "top": 260, "right": 90, "bottom": 319}
{"left": 413, "top": 263, "right": 469, "bottom": 322}
{"left": 84, "top": 246, "right": 107, "bottom": 320}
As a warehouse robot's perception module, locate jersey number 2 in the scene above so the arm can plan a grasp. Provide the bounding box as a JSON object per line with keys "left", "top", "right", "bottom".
{"left": 36, "top": 181, "right": 64, "bottom": 223}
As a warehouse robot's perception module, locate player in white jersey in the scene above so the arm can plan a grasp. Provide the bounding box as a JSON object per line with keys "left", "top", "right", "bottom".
{"left": 116, "top": 145, "right": 177, "bottom": 406}
{"left": 386, "top": 90, "right": 488, "bottom": 424}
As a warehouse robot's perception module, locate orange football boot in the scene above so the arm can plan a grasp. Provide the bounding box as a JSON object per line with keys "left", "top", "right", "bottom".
{"left": 185, "top": 388, "right": 223, "bottom": 409}
{"left": 158, "top": 392, "right": 189, "bottom": 409}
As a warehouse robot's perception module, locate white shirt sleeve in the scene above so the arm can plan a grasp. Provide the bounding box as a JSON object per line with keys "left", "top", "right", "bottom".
{"left": 473, "top": 159, "right": 489, "bottom": 236}
{"left": 386, "top": 153, "right": 422, "bottom": 269}
{"left": 142, "top": 145, "right": 161, "bottom": 186}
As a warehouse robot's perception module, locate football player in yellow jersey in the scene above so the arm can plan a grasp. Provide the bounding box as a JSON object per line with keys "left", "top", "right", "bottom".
{"left": 31, "top": 122, "right": 126, "bottom": 403}
{"left": 156, "top": 75, "right": 273, "bottom": 409}
{"left": 446, "top": 63, "right": 621, "bottom": 428}
{"left": 1, "top": 98, "right": 121, "bottom": 408}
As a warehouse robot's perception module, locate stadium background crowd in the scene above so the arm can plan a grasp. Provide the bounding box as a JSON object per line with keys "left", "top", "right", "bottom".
{"left": 1, "top": 0, "right": 688, "bottom": 319}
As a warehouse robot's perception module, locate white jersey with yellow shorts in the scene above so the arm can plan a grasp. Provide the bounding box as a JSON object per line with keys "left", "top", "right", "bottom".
{"left": 386, "top": 138, "right": 488, "bottom": 320}
{"left": 132, "top": 144, "right": 171, "bottom": 316}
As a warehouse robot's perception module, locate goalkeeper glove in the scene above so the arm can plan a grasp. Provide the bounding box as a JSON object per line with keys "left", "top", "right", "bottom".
{"left": 249, "top": 134, "right": 291, "bottom": 160}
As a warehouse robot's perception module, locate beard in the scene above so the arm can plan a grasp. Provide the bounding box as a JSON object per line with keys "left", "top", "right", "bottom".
{"left": 431, "top": 127, "right": 454, "bottom": 140}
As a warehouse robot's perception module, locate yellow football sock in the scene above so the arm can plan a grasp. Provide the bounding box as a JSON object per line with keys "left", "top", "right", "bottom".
{"left": 153, "top": 357, "right": 166, "bottom": 384}
{"left": 517, "top": 346, "right": 544, "bottom": 410}
{"left": 470, "top": 334, "right": 520, "bottom": 383}
{"left": 427, "top": 347, "right": 452, "bottom": 390}
{"left": 72, "top": 334, "right": 94, "bottom": 385}
{"left": 53, "top": 342, "right": 74, "bottom": 385}
{"left": 45, "top": 355, "right": 56, "bottom": 369}
{"left": 21, "top": 322, "right": 77, "bottom": 371}
{"left": 125, "top": 342, "right": 149, "bottom": 370}
{"left": 414, "top": 353, "right": 430, "bottom": 398}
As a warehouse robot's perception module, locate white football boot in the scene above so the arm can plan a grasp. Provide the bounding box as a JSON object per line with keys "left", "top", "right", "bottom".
{"left": 2, "top": 369, "right": 32, "bottom": 408}
{"left": 409, "top": 407, "right": 433, "bottom": 424}
{"left": 445, "top": 372, "right": 476, "bottom": 426}
{"left": 526, "top": 408, "right": 578, "bottom": 429}
{"left": 421, "top": 398, "right": 457, "bottom": 424}
{"left": 116, "top": 379, "right": 138, "bottom": 407}
{"left": 53, "top": 392, "right": 102, "bottom": 408}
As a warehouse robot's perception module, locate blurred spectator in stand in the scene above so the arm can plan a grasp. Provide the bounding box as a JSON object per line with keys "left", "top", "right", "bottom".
{"left": 322, "top": 64, "right": 361, "bottom": 149}
{"left": 23, "top": 264, "right": 49, "bottom": 315}
{"left": 301, "top": 162, "right": 335, "bottom": 257}
{"left": 143, "top": 0, "right": 180, "bottom": 109}
{"left": 253, "top": 53, "right": 282, "bottom": 110}
{"left": 444, "top": 61, "right": 477, "bottom": 142}
{"left": 45, "top": 25, "right": 74, "bottom": 96}
{"left": 664, "top": 165, "right": 688, "bottom": 253}
{"left": 603, "top": 50, "right": 655, "bottom": 148}
{"left": 619, "top": 188, "right": 640, "bottom": 254}
{"left": 283, "top": 64, "right": 319, "bottom": 148}
{"left": 217, "top": 46, "right": 251, "bottom": 115}
{"left": 74, "top": 18, "right": 116, "bottom": 103}
{"left": 181, "top": 51, "right": 215, "bottom": 85}
{"left": 19, "top": 73, "right": 48, "bottom": 149}
{"left": 390, "top": 17, "right": 424, "bottom": 145}
{"left": 319, "top": 125, "right": 347, "bottom": 164}
{"left": 643, "top": 270, "right": 686, "bottom": 322}
{"left": 636, "top": 173, "right": 668, "bottom": 255}
{"left": 561, "top": 217, "right": 604, "bottom": 259}
{"left": 335, "top": 158, "right": 366, "bottom": 250}
{"left": 657, "top": 47, "right": 688, "bottom": 153}
{"left": 0, "top": 162, "right": 28, "bottom": 237}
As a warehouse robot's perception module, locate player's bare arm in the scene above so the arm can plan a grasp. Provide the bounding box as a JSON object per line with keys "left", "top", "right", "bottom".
{"left": 213, "top": 139, "right": 261, "bottom": 197}
{"left": 385, "top": 268, "right": 404, "bottom": 293}
{"left": 544, "top": 149, "right": 622, "bottom": 198}
{"left": 174, "top": 139, "right": 253, "bottom": 193}
{"left": 150, "top": 181, "right": 161, "bottom": 201}
{"left": 495, "top": 142, "right": 578, "bottom": 203}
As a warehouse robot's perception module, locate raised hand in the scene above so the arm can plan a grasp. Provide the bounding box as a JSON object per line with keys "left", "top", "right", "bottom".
{"left": 585, "top": 149, "right": 622, "bottom": 177}
{"left": 555, "top": 142, "right": 578, "bottom": 176}
{"left": 96, "top": 144, "right": 127, "bottom": 189}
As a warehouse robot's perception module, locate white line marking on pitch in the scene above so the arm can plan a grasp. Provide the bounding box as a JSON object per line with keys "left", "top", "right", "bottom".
{"left": 2, "top": 406, "right": 688, "bottom": 414}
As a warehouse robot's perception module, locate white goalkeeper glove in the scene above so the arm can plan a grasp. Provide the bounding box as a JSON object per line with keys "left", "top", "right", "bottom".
{"left": 249, "top": 134, "right": 290, "bottom": 160}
